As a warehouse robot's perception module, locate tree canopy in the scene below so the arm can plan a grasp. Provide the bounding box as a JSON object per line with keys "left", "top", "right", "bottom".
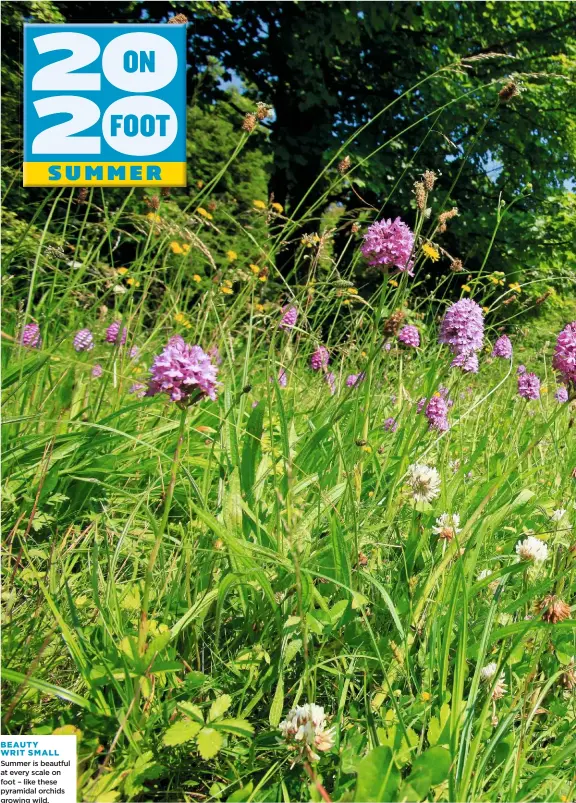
{"left": 2, "top": 0, "right": 575, "bottom": 283}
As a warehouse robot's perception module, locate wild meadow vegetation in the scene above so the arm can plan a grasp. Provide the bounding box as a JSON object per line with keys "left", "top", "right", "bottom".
{"left": 2, "top": 3, "right": 576, "bottom": 802}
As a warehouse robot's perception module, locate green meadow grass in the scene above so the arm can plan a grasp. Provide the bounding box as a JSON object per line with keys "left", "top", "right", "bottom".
{"left": 2, "top": 120, "right": 576, "bottom": 801}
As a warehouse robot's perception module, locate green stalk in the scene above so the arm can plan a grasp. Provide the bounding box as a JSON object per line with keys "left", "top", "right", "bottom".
{"left": 138, "top": 403, "right": 188, "bottom": 654}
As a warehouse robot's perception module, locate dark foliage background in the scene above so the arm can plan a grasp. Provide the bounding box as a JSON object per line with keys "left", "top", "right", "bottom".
{"left": 2, "top": 1, "right": 575, "bottom": 290}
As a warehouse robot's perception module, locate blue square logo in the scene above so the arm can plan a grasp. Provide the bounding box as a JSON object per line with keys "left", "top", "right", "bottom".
{"left": 23, "top": 23, "right": 187, "bottom": 186}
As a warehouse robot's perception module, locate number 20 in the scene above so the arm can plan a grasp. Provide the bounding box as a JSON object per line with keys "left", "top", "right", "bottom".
{"left": 32, "top": 33, "right": 101, "bottom": 91}
{"left": 30, "top": 31, "right": 178, "bottom": 155}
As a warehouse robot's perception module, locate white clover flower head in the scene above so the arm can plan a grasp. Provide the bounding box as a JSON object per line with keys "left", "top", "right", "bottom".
{"left": 432, "top": 512, "right": 461, "bottom": 540}
{"left": 515, "top": 535, "right": 548, "bottom": 564}
{"left": 480, "top": 662, "right": 499, "bottom": 682}
{"left": 480, "top": 664, "right": 507, "bottom": 697}
{"left": 492, "top": 676, "right": 507, "bottom": 700}
{"left": 551, "top": 508, "right": 567, "bottom": 522}
{"left": 407, "top": 463, "right": 441, "bottom": 503}
{"left": 278, "top": 704, "right": 335, "bottom": 762}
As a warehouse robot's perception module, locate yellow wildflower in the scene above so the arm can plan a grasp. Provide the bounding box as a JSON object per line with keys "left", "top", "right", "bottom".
{"left": 253, "top": 200, "right": 266, "bottom": 210}
{"left": 226, "top": 250, "right": 238, "bottom": 261}
{"left": 127, "top": 278, "right": 140, "bottom": 287}
{"left": 196, "top": 207, "right": 213, "bottom": 220}
{"left": 421, "top": 692, "right": 431, "bottom": 702}
{"left": 221, "top": 286, "right": 234, "bottom": 295}
{"left": 343, "top": 299, "right": 351, "bottom": 305}
{"left": 541, "top": 386, "right": 548, "bottom": 394}
{"left": 249, "top": 264, "right": 260, "bottom": 274}
{"left": 196, "top": 180, "right": 204, "bottom": 188}
{"left": 117, "top": 267, "right": 129, "bottom": 275}
{"left": 422, "top": 243, "right": 440, "bottom": 262}
{"left": 509, "top": 282, "right": 522, "bottom": 293}
{"left": 193, "top": 274, "right": 201, "bottom": 283}
{"left": 388, "top": 279, "right": 399, "bottom": 287}
{"left": 361, "top": 351, "right": 367, "bottom": 358}
{"left": 271, "top": 202, "right": 283, "bottom": 213}
{"left": 462, "top": 284, "right": 471, "bottom": 293}
{"left": 146, "top": 213, "right": 161, "bottom": 223}
{"left": 347, "top": 287, "right": 358, "bottom": 295}
{"left": 259, "top": 274, "right": 267, "bottom": 282}
{"left": 170, "top": 241, "right": 184, "bottom": 254}
{"left": 361, "top": 445, "right": 372, "bottom": 454}
{"left": 255, "top": 303, "right": 265, "bottom": 313}
{"left": 182, "top": 244, "right": 190, "bottom": 254}
{"left": 483, "top": 306, "right": 490, "bottom": 313}
{"left": 223, "top": 279, "right": 233, "bottom": 288}
{"left": 174, "top": 312, "right": 186, "bottom": 323}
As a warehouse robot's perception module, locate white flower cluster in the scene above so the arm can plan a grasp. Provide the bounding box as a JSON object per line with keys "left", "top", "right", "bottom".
{"left": 279, "top": 704, "right": 335, "bottom": 761}
{"left": 480, "top": 662, "right": 507, "bottom": 699}
{"left": 480, "top": 662, "right": 498, "bottom": 681}
{"left": 515, "top": 535, "right": 548, "bottom": 564}
{"left": 432, "top": 512, "right": 462, "bottom": 539}
{"left": 407, "top": 463, "right": 441, "bottom": 503}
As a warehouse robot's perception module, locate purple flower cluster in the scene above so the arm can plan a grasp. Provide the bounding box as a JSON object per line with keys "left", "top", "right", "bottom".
{"left": 147, "top": 338, "right": 219, "bottom": 403}
{"left": 555, "top": 386, "right": 569, "bottom": 403}
{"left": 21, "top": 322, "right": 41, "bottom": 348}
{"left": 383, "top": 417, "right": 397, "bottom": 433}
{"left": 129, "top": 345, "right": 140, "bottom": 360}
{"left": 361, "top": 217, "right": 415, "bottom": 274}
{"left": 73, "top": 328, "right": 94, "bottom": 352}
{"left": 279, "top": 305, "right": 298, "bottom": 330}
{"left": 552, "top": 321, "right": 576, "bottom": 388}
{"left": 517, "top": 364, "right": 526, "bottom": 375}
{"left": 106, "top": 320, "right": 127, "bottom": 346}
{"left": 439, "top": 299, "right": 484, "bottom": 372}
{"left": 451, "top": 351, "right": 479, "bottom": 374}
{"left": 518, "top": 371, "right": 540, "bottom": 401}
{"left": 425, "top": 394, "right": 450, "bottom": 431}
{"left": 398, "top": 325, "right": 420, "bottom": 348}
{"left": 92, "top": 364, "right": 103, "bottom": 378}
{"left": 129, "top": 382, "right": 146, "bottom": 398}
{"left": 491, "top": 335, "right": 512, "bottom": 359}
{"left": 277, "top": 369, "right": 288, "bottom": 387}
{"left": 346, "top": 372, "right": 365, "bottom": 388}
{"left": 325, "top": 372, "right": 336, "bottom": 395}
{"left": 311, "top": 346, "right": 329, "bottom": 371}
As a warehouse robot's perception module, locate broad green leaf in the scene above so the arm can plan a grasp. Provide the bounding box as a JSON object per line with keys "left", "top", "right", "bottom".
{"left": 178, "top": 703, "right": 204, "bottom": 723}
{"left": 408, "top": 746, "right": 451, "bottom": 791}
{"left": 402, "top": 765, "right": 432, "bottom": 799}
{"left": 213, "top": 718, "right": 254, "bottom": 736}
{"left": 427, "top": 716, "right": 441, "bottom": 746}
{"left": 354, "top": 746, "right": 400, "bottom": 802}
{"left": 163, "top": 719, "right": 202, "bottom": 746}
{"left": 283, "top": 639, "right": 302, "bottom": 664}
{"left": 269, "top": 673, "right": 284, "bottom": 727}
{"left": 240, "top": 402, "right": 264, "bottom": 504}
{"left": 197, "top": 727, "right": 223, "bottom": 759}
{"left": 227, "top": 782, "right": 254, "bottom": 802}
{"left": 209, "top": 693, "right": 232, "bottom": 722}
